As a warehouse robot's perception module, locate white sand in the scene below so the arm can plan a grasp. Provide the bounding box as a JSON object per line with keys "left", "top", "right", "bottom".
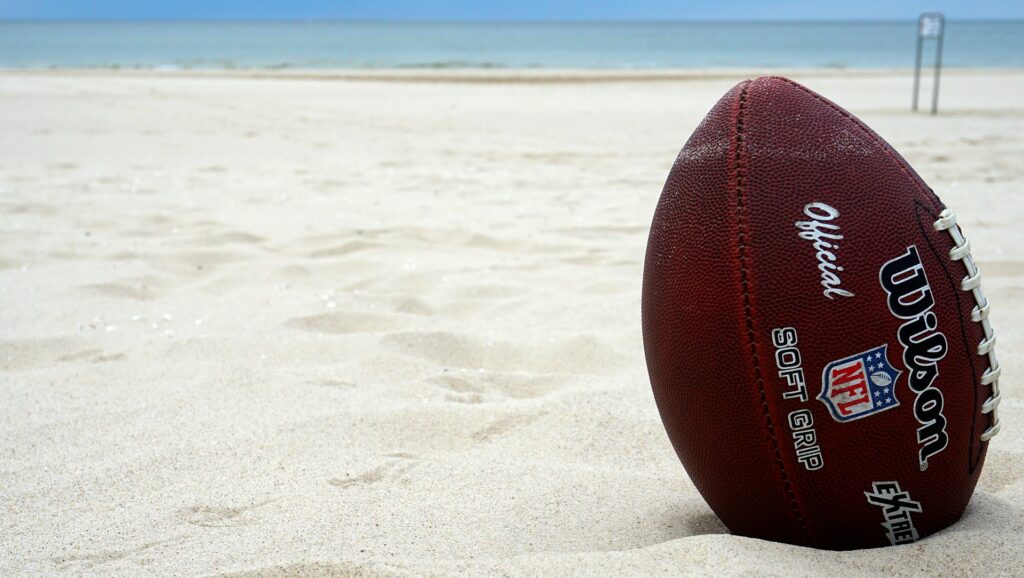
{"left": 0, "top": 69, "right": 1022, "bottom": 576}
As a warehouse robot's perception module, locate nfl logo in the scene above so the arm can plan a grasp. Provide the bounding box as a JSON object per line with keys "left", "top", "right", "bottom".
{"left": 818, "top": 344, "right": 901, "bottom": 422}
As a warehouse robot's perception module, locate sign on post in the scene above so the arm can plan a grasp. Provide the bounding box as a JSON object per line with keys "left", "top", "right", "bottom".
{"left": 913, "top": 13, "right": 945, "bottom": 115}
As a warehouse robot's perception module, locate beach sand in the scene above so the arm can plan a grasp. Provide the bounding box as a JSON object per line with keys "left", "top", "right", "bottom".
{"left": 1, "top": 69, "right": 1022, "bottom": 576}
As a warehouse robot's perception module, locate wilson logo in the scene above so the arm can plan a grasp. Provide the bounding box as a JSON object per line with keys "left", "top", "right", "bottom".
{"left": 878, "top": 246, "right": 949, "bottom": 469}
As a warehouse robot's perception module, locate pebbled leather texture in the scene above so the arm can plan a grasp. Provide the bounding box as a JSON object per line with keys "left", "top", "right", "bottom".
{"left": 642, "top": 76, "right": 993, "bottom": 550}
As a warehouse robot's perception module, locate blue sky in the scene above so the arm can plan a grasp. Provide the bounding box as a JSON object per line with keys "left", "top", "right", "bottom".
{"left": 1, "top": 0, "right": 1021, "bottom": 21}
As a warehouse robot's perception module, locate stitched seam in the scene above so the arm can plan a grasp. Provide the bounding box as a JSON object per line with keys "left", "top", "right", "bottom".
{"left": 769, "top": 76, "right": 945, "bottom": 212}
{"left": 733, "top": 82, "right": 813, "bottom": 541}
{"left": 913, "top": 202, "right": 984, "bottom": 474}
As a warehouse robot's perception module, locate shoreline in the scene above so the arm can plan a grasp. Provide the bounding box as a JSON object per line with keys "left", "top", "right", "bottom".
{"left": 3, "top": 66, "right": 1024, "bottom": 83}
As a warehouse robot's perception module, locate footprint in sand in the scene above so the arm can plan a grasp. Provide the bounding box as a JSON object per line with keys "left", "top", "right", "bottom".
{"left": 471, "top": 411, "right": 546, "bottom": 442}
{"left": 383, "top": 331, "right": 628, "bottom": 375}
{"left": 52, "top": 537, "right": 183, "bottom": 571}
{"left": 56, "top": 349, "right": 126, "bottom": 364}
{"left": 310, "top": 378, "right": 358, "bottom": 389}
{"left": 192, "top": 230, "right": 265, "bottom": 245}
{"left": 450, "top": 282, "right": 525, "bottom": 301}
{"left": 83, "top": 281, "right": 160, "bottom": 301}
{"left": 285, "top": 312, "right": 397, "bottom": 335}
{"left": 307, "top": 239, "right": 379, "bottom": 258}
{"left": 329, "top": 455, "right": 419, "bottom": 489}
{"left": 392, "top": 296, "right": 434, "bottom": 316}
{"left": 381, "top": 331, "right": 520, "bottom": 371}
{"left": 1, "top": 336, "right": 92, "bottom": 371}
{"left": 178, "top": 501, "right": 270, "bottom": 527}
{"left": 432, "top": 371, "right": 566, "bottom": 404}
{"left": 4, "top": 202, "right": 58, "bottom": 216}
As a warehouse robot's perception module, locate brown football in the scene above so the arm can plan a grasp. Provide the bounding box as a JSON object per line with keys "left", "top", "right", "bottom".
{"left": 641, "top": 76, "right": 1001, "bottom": 550}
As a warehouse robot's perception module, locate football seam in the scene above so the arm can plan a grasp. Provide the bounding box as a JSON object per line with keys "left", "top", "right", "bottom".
{"left": 732, "top": 81, "right": 814, "bottom": 542}
{"left": 913, "top": 201, "right": 986, "bottom": 475}
{"left": 768, "top": 76, "right": 944, "bottom": 213}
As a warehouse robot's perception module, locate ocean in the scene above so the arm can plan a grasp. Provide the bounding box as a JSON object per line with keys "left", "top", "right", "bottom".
{"left": 1, "top": 20, "right": 1022, "bottom": 69}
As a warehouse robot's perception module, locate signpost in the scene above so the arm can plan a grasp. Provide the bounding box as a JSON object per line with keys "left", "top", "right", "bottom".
{"left": 913, "top": 13, "right": 945, "bottom": 115}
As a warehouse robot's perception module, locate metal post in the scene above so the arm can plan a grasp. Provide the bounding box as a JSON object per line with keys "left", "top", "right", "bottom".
{"left": 931, "top": 23, "right": 944, "bottom": 115}
{"left": 912, "top": 13, "right": 944, "bottom": 115}
{"left": 913, "top": 33, "right": 923, "bottom": 111}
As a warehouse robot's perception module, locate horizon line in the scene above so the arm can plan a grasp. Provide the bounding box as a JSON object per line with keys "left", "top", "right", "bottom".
{"left": 2, "top": 17, "right": 1023, "bottom": 25}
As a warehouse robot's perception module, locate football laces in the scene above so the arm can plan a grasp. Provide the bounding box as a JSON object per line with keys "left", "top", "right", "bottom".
{"left": 933, "top": 208, "right": 1001, "bottom": 442}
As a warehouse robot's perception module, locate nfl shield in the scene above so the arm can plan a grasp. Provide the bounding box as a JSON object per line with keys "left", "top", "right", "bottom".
{"left": 818, "top": 344, "right": 901, "bottom": 422}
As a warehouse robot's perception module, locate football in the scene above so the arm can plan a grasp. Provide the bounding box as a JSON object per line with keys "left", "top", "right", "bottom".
{"left": 642, "top": 76, "right": 1001, "bottom": 550}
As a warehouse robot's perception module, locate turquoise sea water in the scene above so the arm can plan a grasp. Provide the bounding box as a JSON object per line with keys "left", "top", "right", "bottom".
{"left": 1, "top": 20, "right": 1022, "bottom": 69}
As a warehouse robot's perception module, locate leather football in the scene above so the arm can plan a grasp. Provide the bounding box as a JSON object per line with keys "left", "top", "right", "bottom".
{"left": 641, "top": 76, "right": 1001, "bottom": 550}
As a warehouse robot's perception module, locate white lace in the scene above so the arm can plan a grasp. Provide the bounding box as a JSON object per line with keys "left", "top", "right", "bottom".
{"left": 933, "top": 209, "right": 1001, "bottom": 442}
